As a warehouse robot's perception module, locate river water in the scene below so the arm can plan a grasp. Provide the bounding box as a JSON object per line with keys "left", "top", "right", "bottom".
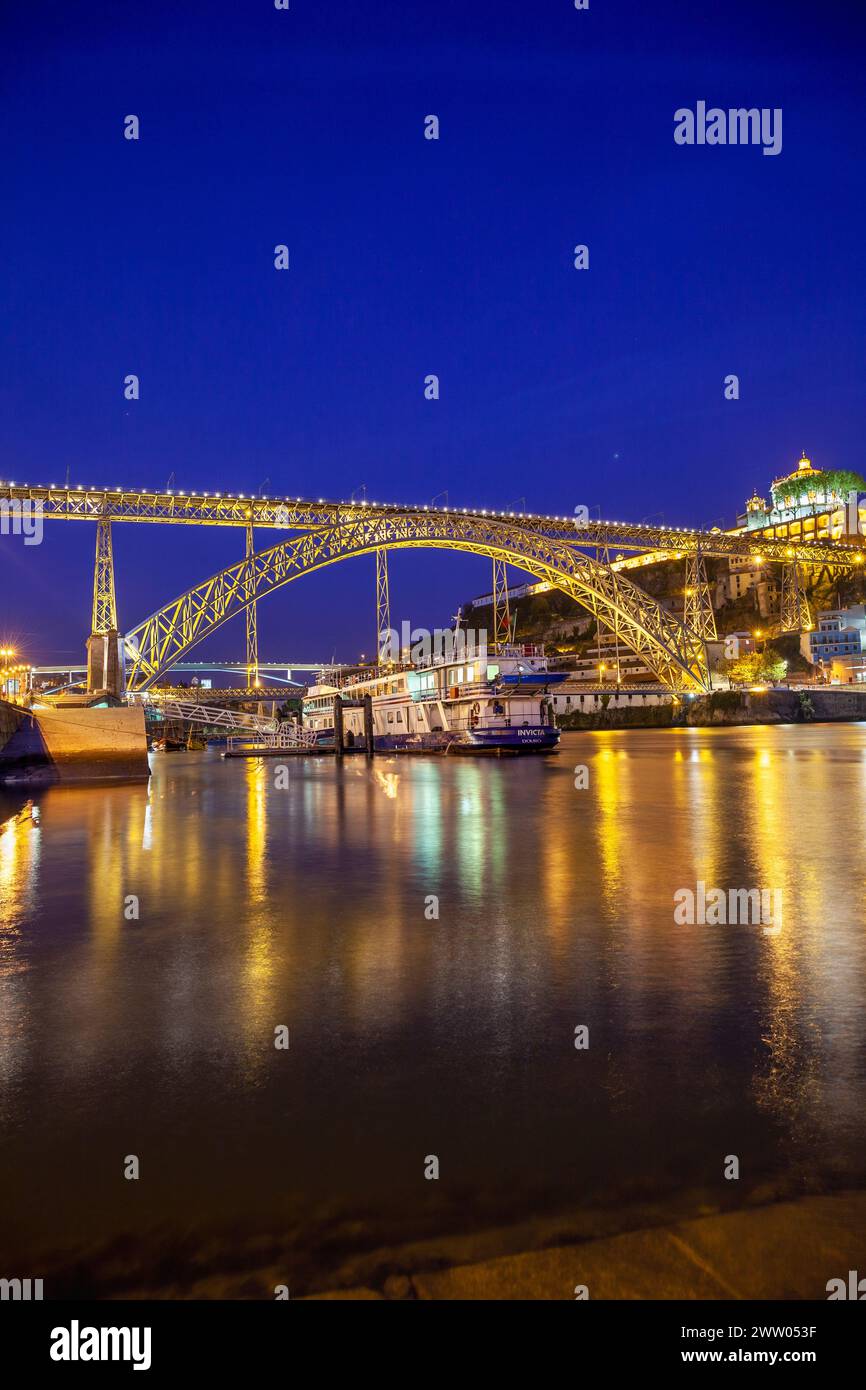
{"left": 1, "top": 726, "right": 865, "bottom": 1294}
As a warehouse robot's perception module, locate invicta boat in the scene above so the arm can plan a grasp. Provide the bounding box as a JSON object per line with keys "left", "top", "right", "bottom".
{"left": 302, "top": 644, "right": 564, "bottom": 754}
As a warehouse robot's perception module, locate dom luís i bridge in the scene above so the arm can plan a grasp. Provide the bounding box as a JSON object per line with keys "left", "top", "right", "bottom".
{"left": 2, "top": 478, "right": 864, "bottom": 696}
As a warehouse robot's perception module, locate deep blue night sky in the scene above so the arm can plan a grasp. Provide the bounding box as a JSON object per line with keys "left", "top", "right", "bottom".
{"left": 1, "top": 0, "right": 865, "bottom": 665}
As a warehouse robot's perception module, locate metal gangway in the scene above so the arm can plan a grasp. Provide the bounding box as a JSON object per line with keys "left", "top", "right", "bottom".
{"left": 138, "top": 695, "right": 318, "bottom": 750}
{"left": 224, "top": 725, "right": 319, "bottom": 755}
{"left": 140, "top": 696, "right": 279, "bottom": 734}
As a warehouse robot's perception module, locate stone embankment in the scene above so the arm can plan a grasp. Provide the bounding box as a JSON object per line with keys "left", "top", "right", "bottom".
{"left": 557, "top": 687, "right": 866, "bottom": 731}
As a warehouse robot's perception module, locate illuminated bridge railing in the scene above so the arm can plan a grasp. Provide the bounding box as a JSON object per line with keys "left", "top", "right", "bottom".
{"left": 2, "top": 479, "right": 864, "bottom": 563}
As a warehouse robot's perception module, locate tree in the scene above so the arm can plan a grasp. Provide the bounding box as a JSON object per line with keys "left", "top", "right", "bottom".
{"left": 773, "top": 467, "right": 865, "bottom": 507}
{"left": 726, "top": 651, "right": 787, "bottom": 686}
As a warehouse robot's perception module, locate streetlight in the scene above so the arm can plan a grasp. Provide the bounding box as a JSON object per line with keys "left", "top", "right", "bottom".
{"left": 1, "top": 647, "right": 16, "bottom": 698}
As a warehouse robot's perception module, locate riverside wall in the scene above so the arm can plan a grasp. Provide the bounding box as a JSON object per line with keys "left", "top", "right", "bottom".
{"left": 556, "top": 687, "right": 866, "bottom": 731}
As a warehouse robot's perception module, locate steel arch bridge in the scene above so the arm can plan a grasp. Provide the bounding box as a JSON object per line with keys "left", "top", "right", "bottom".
{"left": 123, "top": 511, "right": 713, "bottom": 693}
{"left": 4, "top": 477, "right": 862, "bottom": 695}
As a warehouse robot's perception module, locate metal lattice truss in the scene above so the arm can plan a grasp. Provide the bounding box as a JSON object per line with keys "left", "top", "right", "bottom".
{"left": 0, "top": 483, "right": 333, "bottom": 529}
{"left": 683, "top": 552, "right": 718, "bottom": 643}
{"left": 245, "top": 522, "right": 259, "bottom": 686}
{"left": 92, "top": 518, "right": 118, "bottom": 633}
{"left": 376, "top": 548, "right": 391, "bottom": 662}
{"left": 779, "top": 563, "right": 812, "bottom": 634}
{"left": 123, "top": 512, "right": 714, "bottom": 693}
{"left": 491, "top": 557, "right": 512, "bottom": 651}
{"left": 1, "top": 479, "right": 863, "bottom": 564}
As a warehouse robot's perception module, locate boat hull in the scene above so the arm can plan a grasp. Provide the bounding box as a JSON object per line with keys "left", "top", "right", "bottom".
{"left": 309, "top": 725, "right": 559, "bottom": 755}
{"left": 458, "top": 725, "right": 560, "bottom": 753}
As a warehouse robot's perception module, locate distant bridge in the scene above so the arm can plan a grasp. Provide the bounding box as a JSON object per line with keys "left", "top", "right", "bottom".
{"left": 30, "top": 660, "right": 330, "bottom": 683}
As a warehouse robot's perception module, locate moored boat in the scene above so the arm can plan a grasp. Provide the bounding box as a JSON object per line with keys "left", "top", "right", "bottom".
{"left": 150, "top": 736, "right": 187, "bottom": 753}
{"left": 302, "top": 644, "right": 564, "bottom": 754}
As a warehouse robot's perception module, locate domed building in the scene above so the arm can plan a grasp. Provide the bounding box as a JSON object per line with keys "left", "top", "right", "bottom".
{"left": 770, "top": 452, "right": 860, "bottom": 510}
{"left": 738, "top": 453, "right": 865, "bottom": 534}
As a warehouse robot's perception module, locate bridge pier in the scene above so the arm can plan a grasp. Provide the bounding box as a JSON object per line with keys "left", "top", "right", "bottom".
{"left": 87, "top": 517, "right": 123, "bottom": 696}
{"left": 86, "top": 631, "right": 123, "bottom": 696}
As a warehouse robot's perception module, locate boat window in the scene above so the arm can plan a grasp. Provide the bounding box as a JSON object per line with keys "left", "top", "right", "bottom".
{"left": 486, "top": 664, "right": 500, "bottom": 680}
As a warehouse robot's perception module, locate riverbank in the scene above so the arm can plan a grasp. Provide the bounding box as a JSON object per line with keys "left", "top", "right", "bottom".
{"left": 303, "top": 1190, "right": 866, "bottom": 1300}
{"left": 557, "top": 686, "right": 866, "bottom": 731}
{"left": 13, "top": 1184, "right": 864, "bottom": 1300}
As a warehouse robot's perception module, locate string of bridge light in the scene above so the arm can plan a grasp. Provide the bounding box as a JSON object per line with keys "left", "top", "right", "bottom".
{"left": 0, "top": 479, "right": 837, "bottom": 535}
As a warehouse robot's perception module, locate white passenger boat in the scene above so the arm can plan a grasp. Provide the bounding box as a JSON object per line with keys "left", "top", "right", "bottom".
{"left": 302, "top": 644, "right": 564, "bottom": 754}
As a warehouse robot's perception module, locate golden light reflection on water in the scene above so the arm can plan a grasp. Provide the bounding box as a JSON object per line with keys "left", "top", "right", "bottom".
{"left": 664, "top": 733, "right": 725, "bottom": 1021}
{"left": 743, "top": 740, "right": 865, "bottom": 1151}
{"left": 2, "top": 728, "right": 866, "bottom": 1259}
{"left": 0, "top": 800, "right": 40, "bottom": 949}
{"left": 679, "top": 735, "right": 722, "bottom": 890}
{"left": 591, "top": 740, "right": 631, "bottom": 904}
{"left": 372, "top": 768, "right": 399, "bottom": 799}
{"left": 240, "top": 760, "right": 276, "bottom": 1057}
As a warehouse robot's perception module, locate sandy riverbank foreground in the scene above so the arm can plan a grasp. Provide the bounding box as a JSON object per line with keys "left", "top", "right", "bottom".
{"left": 300, "top": 1192, "right": 866, "bottom": 1300}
